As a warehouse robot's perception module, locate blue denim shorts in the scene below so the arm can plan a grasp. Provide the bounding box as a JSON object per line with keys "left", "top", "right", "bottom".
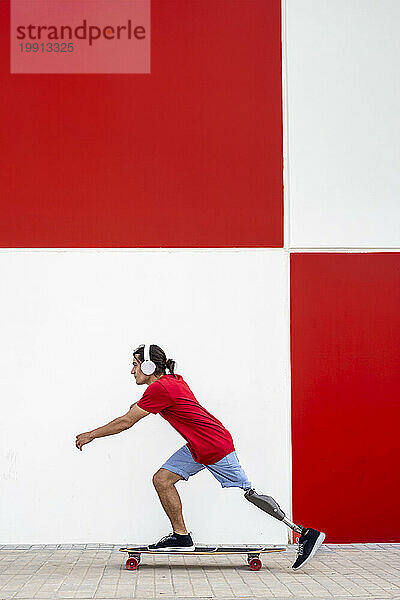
{"left": 161, "top": 445, "right": 252, "bottom": 490}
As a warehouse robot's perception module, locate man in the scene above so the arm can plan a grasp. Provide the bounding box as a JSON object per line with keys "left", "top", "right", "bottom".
{"left": 76, "top": 343, "right": 325, "bottom": 570}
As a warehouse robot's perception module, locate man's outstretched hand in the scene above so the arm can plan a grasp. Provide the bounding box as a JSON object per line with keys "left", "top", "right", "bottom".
{"left": 76, "top": 432, "right": 94, "bottom": 451}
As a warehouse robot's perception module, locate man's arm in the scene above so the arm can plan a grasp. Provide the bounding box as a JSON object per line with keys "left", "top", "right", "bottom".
{"left": 123, "top": 403, "right": 150, "bottom": 428}
{"left": 75, "top": 403, "right": 150, "bottom": 450}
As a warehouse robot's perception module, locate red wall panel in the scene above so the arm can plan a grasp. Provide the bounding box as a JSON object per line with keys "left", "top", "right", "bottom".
{"left": 0, "top": 0, "right": 283, "bottom": 247}
{"left": 291, "top": 253, "right": 400, "bottom": 543}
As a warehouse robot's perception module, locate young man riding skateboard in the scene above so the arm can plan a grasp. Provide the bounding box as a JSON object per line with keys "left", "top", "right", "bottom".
{"left": 76, "top": 343, "right": 325, "bottom": 570}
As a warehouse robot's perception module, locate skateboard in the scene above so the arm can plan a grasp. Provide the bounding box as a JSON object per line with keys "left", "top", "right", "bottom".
{"left": 119, "top": 544, "right": 286, "bottom": 571}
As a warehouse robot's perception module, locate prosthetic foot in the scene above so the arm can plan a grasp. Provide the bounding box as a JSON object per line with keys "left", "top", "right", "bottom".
{"left": 244, "top": 489, "right": 305, "bottom": 535}
{"left": 244, "top": 489, "right": 326, "bottom": 569}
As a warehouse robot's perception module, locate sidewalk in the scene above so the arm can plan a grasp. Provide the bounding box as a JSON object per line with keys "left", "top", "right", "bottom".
{"left": 0, "top": 544, "right": 399, "bottom": 599}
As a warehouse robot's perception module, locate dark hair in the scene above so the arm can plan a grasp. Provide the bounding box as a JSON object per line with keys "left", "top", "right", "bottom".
{"left": 133, "top": 344, "right": 176, "bottom": 378}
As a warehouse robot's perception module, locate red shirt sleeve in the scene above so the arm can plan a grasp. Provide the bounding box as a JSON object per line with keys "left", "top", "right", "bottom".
{"left": 136, "top": 381, "right": 174, "bottom": 414}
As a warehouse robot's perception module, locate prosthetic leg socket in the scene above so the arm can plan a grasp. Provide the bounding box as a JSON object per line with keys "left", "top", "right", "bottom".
{"left": 244, "top": 489, "right": 304, "bottom": 534}
{"left": 244, "top": 489, "right": 285, "bottom": 520}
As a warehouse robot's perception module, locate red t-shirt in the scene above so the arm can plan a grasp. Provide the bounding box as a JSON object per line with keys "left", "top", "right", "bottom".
{"left": 136, "top": 374, "right": 234, "bottom": 465}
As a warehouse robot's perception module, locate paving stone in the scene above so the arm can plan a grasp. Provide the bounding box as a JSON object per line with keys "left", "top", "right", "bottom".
{"left": 0, "top": 544, "right": 399, "bottom": 598}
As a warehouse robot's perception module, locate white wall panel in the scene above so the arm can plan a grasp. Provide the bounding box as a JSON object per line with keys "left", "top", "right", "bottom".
{"left": 287, "top": 0, "right": 400, "bottom": 248}
{"left": 0, "top": 250, "right": 290, "bottom": 545}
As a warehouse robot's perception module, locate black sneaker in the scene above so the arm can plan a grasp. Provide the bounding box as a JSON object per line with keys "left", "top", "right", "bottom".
{"left": 148, "top": 532, "right": 195, "bottom": 551}
{"left": 292, "top": 527, "right": 326, "bottom": 570}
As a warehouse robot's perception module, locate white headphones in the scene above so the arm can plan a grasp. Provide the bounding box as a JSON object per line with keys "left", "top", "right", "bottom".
{"left": 140, "top": 343, "right": 157, "bottom": 376}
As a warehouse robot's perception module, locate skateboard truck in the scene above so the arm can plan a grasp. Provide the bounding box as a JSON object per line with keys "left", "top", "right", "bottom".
{"left": 244, "top": 489, "right": 304, "bottom": 534}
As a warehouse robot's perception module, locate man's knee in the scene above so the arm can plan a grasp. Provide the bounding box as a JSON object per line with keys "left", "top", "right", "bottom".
{"left": 152, "top": 468, "right": 183, "bottom": 489}
{"left": 152, "top": 469, "right": 167, "bottom": 489}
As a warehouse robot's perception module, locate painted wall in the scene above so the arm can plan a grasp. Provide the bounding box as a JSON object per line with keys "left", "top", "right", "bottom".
{"left": 290, "top": 252, "right": 400, "bottom": 543}
{"left": 0, "top": 0, "right": 287, "bottom": 546}
{"left": 286, "top": 0, "right": 400, "bottom": 248}
{"left": 0, "top": 0, "right": 283, "bottom": 248}
{"left": 0, "top": 250, "right": 291, "bottom": 544}
{"left": 1, "top": 0, "right": 400, "bottom": 546}
{"left": 286, "top": 0, "right": 400, "bottom": 543}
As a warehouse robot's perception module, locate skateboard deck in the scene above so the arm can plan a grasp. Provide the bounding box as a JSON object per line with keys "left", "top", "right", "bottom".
{"left": 120, "top": 544, "right": 286, "bottom": 571}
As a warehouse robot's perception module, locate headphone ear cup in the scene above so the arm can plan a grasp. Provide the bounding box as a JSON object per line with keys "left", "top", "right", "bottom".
{"left": 141, "top": 360, "right": 156, "bottom": 375}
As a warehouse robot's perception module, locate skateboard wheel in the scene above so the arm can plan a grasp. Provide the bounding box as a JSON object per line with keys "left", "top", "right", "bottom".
{"left": 249, "top": 558, "right": 262, "bottom": 571}
{"left": 126, "top": 557, "right": 139, "bottom": 570}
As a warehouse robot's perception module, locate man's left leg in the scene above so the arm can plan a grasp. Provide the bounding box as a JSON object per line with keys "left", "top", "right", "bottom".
{"left": 148, "top": 445, "right": 205, "bottom": 551}
{"left": 152, "top": 468, "right": 188, "bottom": 535}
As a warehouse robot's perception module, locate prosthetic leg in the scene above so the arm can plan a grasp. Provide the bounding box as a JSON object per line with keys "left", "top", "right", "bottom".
{"left": 244, "top": 489, "right": 305, "bottom": 535}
